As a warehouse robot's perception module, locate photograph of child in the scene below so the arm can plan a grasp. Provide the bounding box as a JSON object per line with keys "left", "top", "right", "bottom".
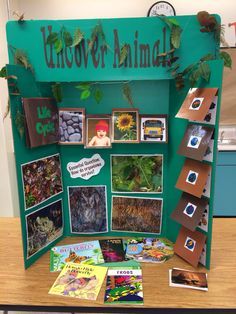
{"left": 86, "top": 116, "right": 112, "bottom": 148}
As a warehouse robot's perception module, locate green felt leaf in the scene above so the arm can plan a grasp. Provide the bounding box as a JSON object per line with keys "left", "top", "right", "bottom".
{"left": 71, "top": 28, "right": 84, "bottom": 47}
{"left": 52, "top": 83, "right": 63, "bottom": 103}
{"left": 119, "top": 44, "right": 129, "bottom": 66}
{"left": 220, "top": 51, "right": 232, "bottom": 68}
{"left": 63, "top": 31, "right": 73, "bottom": 47}
{"left": 171, "top": 25, "right": 182, "bottom": 49}
{"left": 54, "top": 38, "right": 63, "bottom": 54}
{"left": 46, "top": 32, "right": 59, "bottom": 44}
{"left": 0, "top": 66, "right": 7, "bottom": 78}
{"left": 93, "top": 87, "right": 103, "bottom": 104}
{"left": 81, "top": 89, "right": 91, "bottom": 100}
{"left": 199, "top": 62, "right": 211, "bottom": 81}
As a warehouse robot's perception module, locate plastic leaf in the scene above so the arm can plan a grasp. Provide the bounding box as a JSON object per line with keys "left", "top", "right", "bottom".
{"left": 122, "top": 83, "right": 133, "bottom": 107}
{"left": 171, "top": 25, "right": 182, "bottom": 49}
{"left": 13, "top": 49, "right": 32, "bottom": 71}
{"left": 63, "top": 31, "right": 73, "bottom": 47}
{"left": 199, "top": 62, "right": 211, "bottom": 81}
{"left": 71, "top": 29, "right": 84, "bottom": 47}
{"left": 189, "top": 69, "right": 200, "bottom": 87}
{"left": 0, "top": 66, "right": 7, "bottom": 78}
{"left": 52, "top": 83, "right": 63, "bottom": 103}
{"left": 220, "top": 51, "right": 232, "bottom": 69}
{"left": 119, "top": 44, "right": 129, "bottom": 66}
{"left": 93, "top": 87, "right": 103, "bottom": 104}
{"left": 46, "top": 32, "right": 59, "bottom": 44}
{"left": 54, "top": 39, "right": 63, "bottom": 54}
{"left": 182, "top": 63, "right": 196, "bottom": 76}
{"left": 168, "top": 18, "right": 180, "bottom": 26}
{"left": 200, "top": 53, "right": 215, "bottom": 62}
{"left": 80, "top": 89, "right": 91, "bottom": 100}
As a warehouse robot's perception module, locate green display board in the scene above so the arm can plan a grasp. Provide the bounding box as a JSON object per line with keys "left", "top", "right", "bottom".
{"left": 5, "top": 15, "right": 223, "bottom": 269}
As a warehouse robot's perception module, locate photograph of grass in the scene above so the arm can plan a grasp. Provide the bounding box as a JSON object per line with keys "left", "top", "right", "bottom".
{"left": 111, "top": 155, "right": 163, "bottom": 193}
{"left": 112, "top": 196, "right": 162, "bottom": 234}
{"left": 22, "top": 154, "right": 63, "bottom": 209}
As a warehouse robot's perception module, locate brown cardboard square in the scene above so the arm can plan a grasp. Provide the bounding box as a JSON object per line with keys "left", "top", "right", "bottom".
{"left": 177, "top": 124, "right": 214, "bottom": 161}
{"left": 175, "top": 159, "right": 211, "bottom": 198}
{"left": 171, "top": 192, "right": 208, "bottom": 231}
{"left": 176, "top": 88, "right": 218, "bottom": 121}
{"left": 23, "top": 97, "right": 59, "bottom": 148}
{"left": 174, "top": 226, "right": 207, "bottom": 267}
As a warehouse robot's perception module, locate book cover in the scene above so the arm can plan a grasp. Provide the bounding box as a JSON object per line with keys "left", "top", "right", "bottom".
{"left": 50, "top": 240, "right": 104, "bottom": 272}
{"left": 49, "top": 262, "right": 107, "bottom": 300}
{"left": 104, "top": 266, "right": 143, "bottom": 304}
{"left": 126, "top": 238, "right": 174, "bottom": 263}
{"left": 99, "top": 239, "right": 126, "bottom": 262}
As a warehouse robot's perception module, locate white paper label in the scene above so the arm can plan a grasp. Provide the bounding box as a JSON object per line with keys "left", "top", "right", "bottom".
{"left": 67, "top": 154, "right": 105, "bottom": 180}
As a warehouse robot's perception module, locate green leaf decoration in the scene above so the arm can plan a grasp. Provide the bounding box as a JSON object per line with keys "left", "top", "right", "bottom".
{"left": 182, "top": 63, "right": 196, "bottom": 77}
{"left": 119, "top": 44, "right": 129, "bottom": 66}
{"left": 189, "top": 69, "right": 201, "bottom": 87}
{"left": 75, "top": 82, "right": 91, "bottom": 90}
{"left": 46, "top": 32, "right": 59, "bottom": 44}
{"left": 159, "top": 16, "right": 173, "bottom": 29}
{"left": 63, "top": 31, "right": 73, "bottom": 47}
{"left": 54, "top": 38, "right": 63, "bottom": 54}
{"left": 52, "top": 83, "right": 63, "bottom": 103}
{"left": 171, "top": 25, "right": 182, "bottom": 49}
{"left": 199, "top": 62, "right": 211, "bottom": 81}
{"left": 81, "top": 89, "right": 91, "bottom": 100}
{"left": 200, "top": 53, "right": 215, "bottom": 62}
{"left": 93, "top": 87, "right": 103, "bottom": 104}
{"left": 122, "top": 83, "right": 133, "bottom": 107}
{"left": 13, "top": 49, "right": 32, "bottom": 71}
{"left": 71, "top": 28, "right": 84, "bottom": 47}
{"left": 88, "top": 22, "right": 108, "bottom": 51}
{"left": 167, "top": 18, "right": 180, "bottom": 26}
{"left": 0, "top": 66, "right": 7, "bottom": 78}
{"left": 15, "top": 109, "right": 25, "bottom": 138}
{"left": 220, "top": 51, "right": 232, "bottom": 69}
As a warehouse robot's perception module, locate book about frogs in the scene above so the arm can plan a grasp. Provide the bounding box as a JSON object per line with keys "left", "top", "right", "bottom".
{"left": 49, "top": 262, "right": 108, "bottom": 300}
{"left": 50, "top": 240, "right": 104, "bottom": 272}
{"left": 104, "top": 266, "right": 143, "bottom": 304}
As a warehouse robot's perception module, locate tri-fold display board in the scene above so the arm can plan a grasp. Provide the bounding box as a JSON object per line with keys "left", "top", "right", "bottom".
{"left": 5, "top": 16, "right": 223, "bottom": 269}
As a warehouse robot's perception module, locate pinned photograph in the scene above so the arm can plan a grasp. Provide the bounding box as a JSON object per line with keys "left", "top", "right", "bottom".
{"left": 184, "top": 237, "right": 196, "bottom": 252}
{"left": 112, "top": 109, "right": 139, "bottom": 143}
{"left": 112, "top": 196, "right": 162, "bottom": 234}
{"left": 174, "top": 226, "right": 207, "bottom": 267}
{"left": 171, "top": 192, "right": 208, "bottom": 232}
{"left": 68, "top": 186, "right": 108, "bottom": 234}
{"left": 111, "top": 155, "right": 163, "bottom": 193}
{"left": 86, "top": 115, "right": 112, "bottom": 148}
{"left": 22, "top": 154, "right": 63, "bottom": 210}
{"left": 189, "top": 97, "right": 204, "bottom": 110}
{"left": 26, "top": 199, "right": 63, "bottom": 258}
{"left": 169, "top": 268, "right": 208, "bottom": 291}
{"left": 186, "top": 170, "right": 199, "bottom": 185}
{"left": 140, "top": 114, "right": 168, "bottom": 143}
{"left": 59, "top": 108, "right": 85, "bottom": 144}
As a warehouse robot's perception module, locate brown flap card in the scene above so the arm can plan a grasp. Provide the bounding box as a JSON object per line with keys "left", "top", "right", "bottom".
{"left": 176, "top": 88, "right": 218, "bottom": 121}
{"left": 174, "top": 226, "right": 207, "bottom": 267}
{"left": 175, "top": 159, "right": 211, "bottom": 198}
{"left": 23, "top": 97, "right": 59, "bottom": 148}
{"left": 171, "top": 192, "right": 208, "bottom": 231}
{"left": 177, "top": 124, "right": 214, "bottom": 161}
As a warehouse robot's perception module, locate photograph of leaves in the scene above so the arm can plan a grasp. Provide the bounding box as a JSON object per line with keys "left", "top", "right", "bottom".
{"left": 111, "top": 155, "right": 163, "bottom": 193}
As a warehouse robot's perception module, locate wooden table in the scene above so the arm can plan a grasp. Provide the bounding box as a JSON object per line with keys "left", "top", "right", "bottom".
{"left": 0, "top": 217, "right": 235, "bottom": 313}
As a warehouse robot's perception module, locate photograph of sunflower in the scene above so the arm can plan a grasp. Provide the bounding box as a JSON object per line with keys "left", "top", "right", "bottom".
{"left": 112, "top": 109, "right": 139, "bottom": 142}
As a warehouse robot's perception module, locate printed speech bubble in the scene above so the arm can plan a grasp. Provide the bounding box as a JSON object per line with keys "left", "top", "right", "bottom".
{"left": 67, "top": 154, "right": 105, "bottom": 180}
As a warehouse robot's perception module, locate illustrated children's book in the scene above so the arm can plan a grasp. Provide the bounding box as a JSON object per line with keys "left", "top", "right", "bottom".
{"left": 50, "top": 240, "right": 104, "bottom": 272}
{"left": 99, "top": 239, "right": 126, "bottom": 263}
{"left": 125, "top": 238, "right": 174, "bottom": 263}
{"left": 104, "top": 266, "right": 143, "bottom": 304}
{"left": 49, "top": 262, "right": 108, "bottom": 300}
